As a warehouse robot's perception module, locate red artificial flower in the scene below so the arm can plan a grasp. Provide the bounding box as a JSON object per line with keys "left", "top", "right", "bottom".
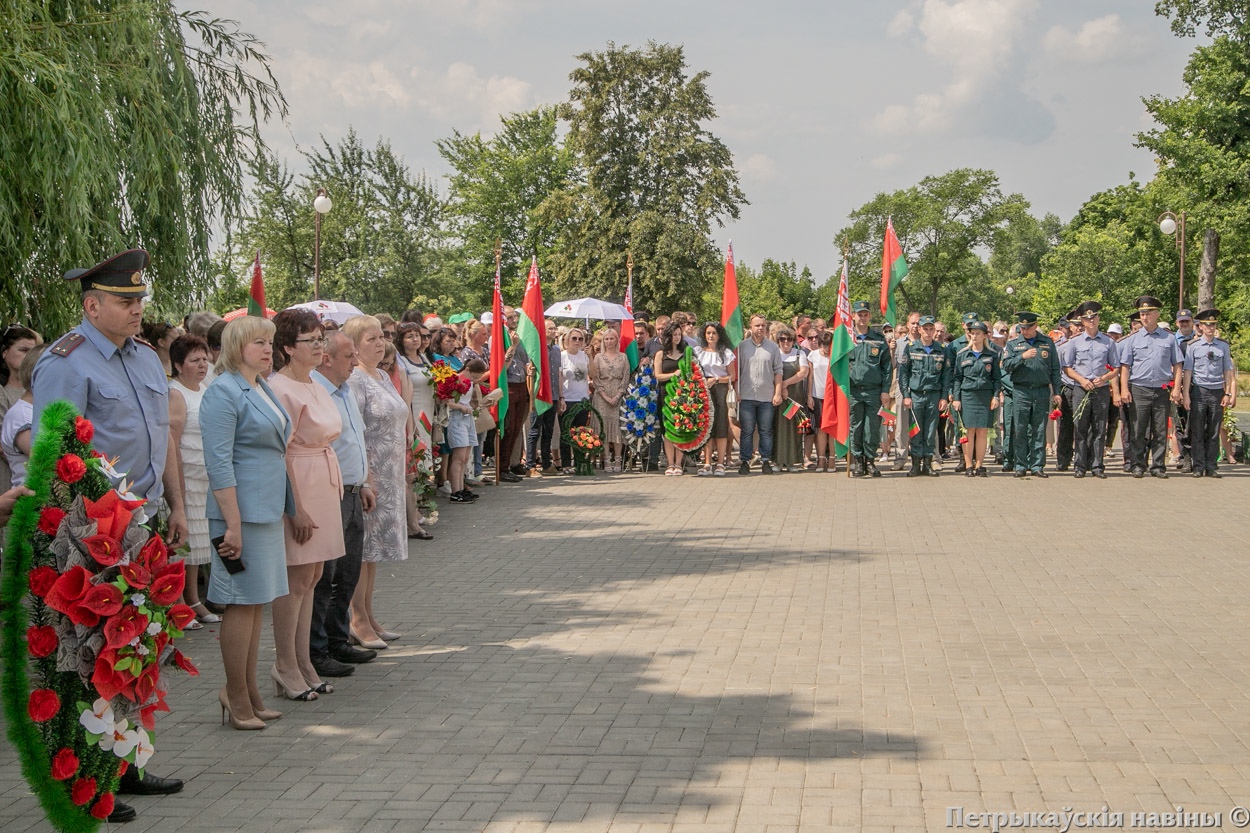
{"left": 37, "top": 507, "right": 67, "bottom": 537}
{"left": 92, "top": 649, "right": 135, "bottom": 702}
{"left": 103, "top": 605, "right": 149, "bottom": 650}
{"left": 83, "top": 491, "right": 142, "bottom": 540}
{"left": 119, "top": 560, "right": 151, "bottom": 590}
{"left": 28, "top": 566, "right": 59, "bottom": 598}
{"left": 148, "top": 561, "right": 186, "bottom": 606}
{"left": 44, "top": 566, "right": 92, "bottom": 618}
{"left": 83, "top": 534, "right": 124, "bottom": 568}
{"left": 137, "top": 535, "right": 169, "bottom": 572}
{"left": 959, "top": 436, "right": 970, "bottom": 444}
{"left": 89, "top": 793, "right": 115, "bottom": 820}
{"left": 166, "top": 604, "right": 196, "bottom": 632}
{"left": 74, "top": 416, "right": 95, "bottom": 444}
{"left": 138, "top": 692, "right": 170, "bottom": 731}
{"left": 90, "top": 449, "right": 105, "bottom": 459}
{"left": 134, "top": 663, "right": 159, "bottom": 704}
{"left": 1048, "top": 408, "right": 1062, "bottom": 420}
{"left": 51, "top": 748, "right": 79, "bottom": 780}
{"left": 117, "top": 760, "right": 129, "bottom": 777}
{"left": 153, "top": 631, "right": 170, "bottom": 655}
{"left": 55, "top": 453, "right": 87, "bottom": 484}
{"left": 26, "top": 625, "right": 58, "bottom": 658}
{"left": 80, "top": 582, "right": 124, "bottom": 620}
{"left": 71, "top": 776, "right": 97, "bottom": 806}
{"left": 28, "top": 689, "right": 60, "bottom": 722}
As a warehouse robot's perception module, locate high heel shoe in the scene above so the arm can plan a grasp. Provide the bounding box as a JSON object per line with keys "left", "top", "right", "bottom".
{"left": 375, "top": 630, "right": 400, "bottom": 641}
{"left": 253, "top": 706, "right": 283, "bottom": 721}
{"left": 218, "top": 689, "right": 266, "bottom": 730}
{"left": 270, "top": 665, "right": 318, "bottom": 701}
{"left": 311, "top": 681, "right": 333, "bottom": 695}
{"left": 349, "top": 630, "right": 388, "bottom": 650}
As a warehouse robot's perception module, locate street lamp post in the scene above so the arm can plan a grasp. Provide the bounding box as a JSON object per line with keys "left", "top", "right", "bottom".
{"left": 313, "top": 188, "right": 333, "bottom": 300}
{"left": 1158, "top": 210, "right": 1186, "bottom": 311}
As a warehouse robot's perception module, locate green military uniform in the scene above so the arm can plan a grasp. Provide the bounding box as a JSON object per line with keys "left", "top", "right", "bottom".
{"left": 999, "top": 345, "right": 1016, "bottom": 471}
{"left": 1001, "top": 311, "right": 1062, "bottom": 476}
{"left": 946, "top": 312, "right": 979, "bottom": 472}
{"left": 848, "top": 301, "right": 892, "bottom": 476}
{"left": 897, "top": 316, "right": 951, "bottom": 476}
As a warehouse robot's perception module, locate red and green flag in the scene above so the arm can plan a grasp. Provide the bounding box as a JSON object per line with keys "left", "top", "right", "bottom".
{"left": 517, "top": 257, "right": 553, "bottom": 414}
{"left": 721, "top": 242, "right": 744, "bottom": 347}
{"left": 418, "top": 411, "right": 432, "bottom": 436}
{"left": 781, "top": 399, "right": 802, "bottom": 420}
{"left": 878, "top": 407, "right": 896, "bottom": 424}
{"left": 248, "top": 251, "right": 266, "bottom": 317}
{"left": 908, "top": 415, "right": 921, "bottom": 438}
{"left": 622, "top": 271, "right": 639, "bottom": 373}
{"left": 880, "top": 218, "right": 909, "bottom": 327}
{"left": 488, "top": 265, "right": 509, "bottom": 429}
{"left": 821, "top": 257, "right": 854, "bottom": 458}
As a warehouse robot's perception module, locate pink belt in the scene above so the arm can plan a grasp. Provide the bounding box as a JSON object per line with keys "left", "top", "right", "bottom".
{"left": 286, "top": 445, "right": 342, "bottom": 497}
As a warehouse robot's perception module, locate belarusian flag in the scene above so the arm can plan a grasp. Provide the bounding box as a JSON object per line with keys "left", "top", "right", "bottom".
{"left": 880, "top": 217, "right": 909, "bottom": 327}
{"left": 781, "top": 399, "right": 801, "bottom": 420}
{"left": 622, "top": 272, "right": 639, "bottom": 373}
{"left": 418, "top": 411, "right": 432, "bottom": 436}
{"left": 248, "top": 251, "right": 266, "bottom": 317}
{"left": 821, "top": 256, "right": 854, "bottom": 457}
{"left": 517, "top": 257, "right": 552, "bottom": 414}
{"left": 721, "top": 242, "right": 744, "bottom": 347}
{"left": 878, "top": 407, "right": 896, "bottom": 424}
{"left": 908, "top": 415, "right": 921, "bottom": 438}
{"left": 488, "top": 265, "right": 509, "bottom": 428}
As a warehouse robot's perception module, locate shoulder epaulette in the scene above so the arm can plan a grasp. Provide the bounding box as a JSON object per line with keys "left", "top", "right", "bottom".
{"left": 49, "top": 332, "right": 85, "bottom": 357}
{"left": 133, "top": 336, "right": 157, "bottom": 351}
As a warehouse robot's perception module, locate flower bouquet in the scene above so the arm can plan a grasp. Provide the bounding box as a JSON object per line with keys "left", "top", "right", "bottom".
{"left": 429, "top": 360, "right": 468, "bottom": 428}
{"left": 1, "top": 403, "right": 198, "bottom": 833}
{"left": 407, "top": 434, "right": 438, "bottom": 525}
{"left": 621, "top": 365, "right": 658, "bottom": 456}
{"left": 662, "top": 348, "right": 713, "bottom": 453}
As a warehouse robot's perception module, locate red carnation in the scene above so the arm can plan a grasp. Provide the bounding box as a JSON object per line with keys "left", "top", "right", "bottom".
{"left": 28, "top": 689, "right": 60, "bottom": 722}
{"left": 55, "top": 453, "right": 87, "bottom": 484}
{"left": 959, "top": 436, "right": 970, "bottom": 444}
{"left": 149, "top": 561, "right": 186, "bottom": 605}
{"left": 29, "top": 566, "right": 59, "bottom": 598}
{"left": 26, "top": 625, "right": 58, "bottom": 658}
{"left": 89, "top": 793, "right": 115, "bottom": 820}
{"left": 50, "top": 748, "right": 79, "bottom": 780}
{"left": 117, "top": 760, "right": 129, "bottom": 777}
{"left": 1048, "top": 408, "right": 1062, "bottom": 420}
{"left": 74, "top": 416, "right": 95, "bottom": 444}
{"left": 71, "top": 776, "right": 97, "bottom": 806}
{"left": 38, "top": 507, "right": 67, "bottom": 537}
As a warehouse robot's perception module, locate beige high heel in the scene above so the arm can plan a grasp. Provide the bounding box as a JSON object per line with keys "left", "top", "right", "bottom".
{"left": 219, "top": 689, "right": 266, "bottom": 730}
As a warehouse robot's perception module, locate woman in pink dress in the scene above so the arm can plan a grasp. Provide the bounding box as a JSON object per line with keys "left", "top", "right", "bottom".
{"left": 267, "top": 309, "right": 346, "bottom": 701}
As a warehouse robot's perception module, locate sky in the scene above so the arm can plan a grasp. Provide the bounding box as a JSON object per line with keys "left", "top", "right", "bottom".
{"left": 204, "top": 0, "right": 1199, "bottom": 283}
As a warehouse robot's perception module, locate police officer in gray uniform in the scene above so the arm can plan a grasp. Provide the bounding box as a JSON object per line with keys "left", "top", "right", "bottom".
{"left": 1181, "top": 308, "right": 1236, "bottom": 477}
{"left": 31, "top": 248, "right": 188, "bottom": 822}
{"left": 1060, "top": 302, "right": 1119, "bottom": 478}
{"left": 1118, "top": 295, "right": 1183, "bottom": 478}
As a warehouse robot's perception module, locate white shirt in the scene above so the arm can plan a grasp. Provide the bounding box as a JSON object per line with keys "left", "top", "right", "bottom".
{"left": 560, "top": 350, "right": 591, "bottom": 401}
{"left": 808, "top": 351, "right": 830, "bottom": 399}
{"left": 695, "top": 346, "right": 735, "bottom": 379}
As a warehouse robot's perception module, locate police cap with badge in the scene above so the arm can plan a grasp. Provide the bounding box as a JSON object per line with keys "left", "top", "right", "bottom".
{"left": 65, "top": 248, "right": 151, "bottom": 298}
{"left": 852, "top": 300, "right": 871, "bottom": 314}
{"left": 1133, "top": 295, "right": 1163, "bottom": 312}
{"left": 1073, "top": 301, "right": 1102, "bottom": 320}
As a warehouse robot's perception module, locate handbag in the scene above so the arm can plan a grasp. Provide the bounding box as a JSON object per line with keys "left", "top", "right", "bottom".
{"left": 725, "top": 384, "right": 738, "bottom": 419}
{"left": 474, "top": 408, "right": 497, "bottom": 434}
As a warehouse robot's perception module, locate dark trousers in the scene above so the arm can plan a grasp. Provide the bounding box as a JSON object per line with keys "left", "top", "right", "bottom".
{"left": 501, "top": 383, "right": 530, "bottom": 469}
{"left": 1011, "top": 386, "right": 1050, "bottom": 472}
{"left": 1072, "top": 386, "right": 1111, "bottom": 473}
{"left": 311, "top": 489, "right": 364, "bottom": 659}
{"left": 849, "top": 389, "right": 883, "bottom": 459}
{"left": 1189, "top": 385, "right": 1224, "bottom": 474}
{"left": 1175, "top": 403, "right": 1192, "bottom": 464}
{"left": 1056, "top": 386, "right": 1075, "bottom": 468}
{"left": 908, "top": 391, "right": 940, "bottom": 458}
{"left": 1001, "top": 391, "right": 1015, "bottom": 466}
{"left": 1129, "top": 385, "right": 1170, "bottom": 473}
{"left": 1118, "top": 397, "right": 1135, "bottom": 464}
{"left": 526, "top": 407, "right": 557, "bottom": 469}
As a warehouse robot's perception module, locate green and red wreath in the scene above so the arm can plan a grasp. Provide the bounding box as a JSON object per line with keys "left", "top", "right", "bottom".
{"left": 662, "top": 347, "right": 714, "bottom": 453}
{"left": 1, "top": 401, "right": 198, "bottom": 833}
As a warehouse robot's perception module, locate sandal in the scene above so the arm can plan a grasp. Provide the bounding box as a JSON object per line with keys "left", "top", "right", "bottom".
{"left": 185, "top": 618, "right": 204, "bottom": 631}
{"left": 408, "top": 528, "right": 433, "bottom": 540}
{"left": 191, "top": 603, "right": 221, "bottom": 624}
{"left": 714, "top": 465, "right": 726, "bottom": 477}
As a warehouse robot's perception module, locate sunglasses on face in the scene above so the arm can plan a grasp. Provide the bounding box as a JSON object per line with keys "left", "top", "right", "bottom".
{"left": 570, "top": 336, "right": 584, "bottom": 342}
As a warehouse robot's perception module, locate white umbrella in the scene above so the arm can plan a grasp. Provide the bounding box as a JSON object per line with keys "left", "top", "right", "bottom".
{"left": 545, "top": 297, "right": 633, "bottom": 321}
{"left": 287, "top": 300, "right": 365, "bottom": 324}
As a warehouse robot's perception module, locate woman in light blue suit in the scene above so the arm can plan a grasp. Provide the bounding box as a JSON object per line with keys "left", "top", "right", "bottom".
{"left": 201, "top": 316, "right": 295, "bottom": 730}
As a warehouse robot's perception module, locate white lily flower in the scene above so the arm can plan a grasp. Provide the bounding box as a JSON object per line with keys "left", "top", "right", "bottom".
{"left": 111, "top": 724, "right": 141, "bottom": 759}
{"left": 79, "top": 698, "right": 115, "bottom": 736}
{"left": 132, "top": 728, "right": 155, "bottom": 768}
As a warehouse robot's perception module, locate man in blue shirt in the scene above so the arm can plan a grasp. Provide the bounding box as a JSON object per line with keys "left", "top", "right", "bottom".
{"left": 1118, "top": 296, "right": 1183, "bottom": 478}
{"left": 311, "top": 331, "right": 379, "bottom": 676}
{"left": 1060, "top": 302, "right": 1119, "bottom": 478}
{"left": 1181, "top": 309, "right": 1236, "bottom": 477}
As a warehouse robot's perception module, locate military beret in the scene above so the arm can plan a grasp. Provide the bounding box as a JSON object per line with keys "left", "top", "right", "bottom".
{"left": 918, "top": 315, "right": 936, "bottom": 326}
{"left": 64, "top": 248, "right": 150, "bottom": 298}
{"left": 1014, "top": 311, "right": 1039, "bottom": 324}
{"left": 1195, "top": 308, "right": 1220, "bottom": 323}
{"left": 852, "top": 300, "right": 871, "bottom": 313}
{"left": 1133, "top": 295, "right": 1162, "bottom": 312}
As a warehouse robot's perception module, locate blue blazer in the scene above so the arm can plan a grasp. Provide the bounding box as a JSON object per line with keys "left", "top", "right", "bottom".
{"left": 201, "top": 371, "right": 296, "bottom": 524}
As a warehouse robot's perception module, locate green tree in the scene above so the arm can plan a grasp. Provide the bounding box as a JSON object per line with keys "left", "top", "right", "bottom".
{"left": 701, "top": 260, "right": 815, "bottom": 323}
{"left": 437, "top": 106, "right": 574, "bottom": 300}
{"left": 0, "top": 2, "right": 285, "bottom": 336}
{"left": 540, "top": 42, "right": 748, "bottom": 313}
{"left": 835, "top": 169, "right": 1029, "bottom": 318}
{"left": 1154, "top": 0, "right": 1250, "bottom": 38}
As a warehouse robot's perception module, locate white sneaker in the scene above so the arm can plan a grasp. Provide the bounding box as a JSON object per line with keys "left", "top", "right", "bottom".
{"left": 438, "top": 482, "right": 453, "bottom": 495}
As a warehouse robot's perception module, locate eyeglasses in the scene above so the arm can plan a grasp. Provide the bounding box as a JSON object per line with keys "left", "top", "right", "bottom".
{"left": 420, "top": 332, "right": 431, "bottom": 338}
{"left": 570, "top": 336, "right": 584, "bottom": 342}
{"left": 778, "top": 336, "right": 794, "bottom": 342}
{"left": 295, "top": 337, "right": 327, "bottom": 347}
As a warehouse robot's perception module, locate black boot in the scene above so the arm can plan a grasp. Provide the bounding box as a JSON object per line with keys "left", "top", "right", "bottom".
{"left": 849, "top": 455, "right": 862, "bottom": 477}
{"left": 954, "top": 458, "right": 967, "bottom": 473}
{"left": 906, "top": 457, "right": 921, "bottom": 478}
{"left": 926, "top": 456, "right": 940, "bottom": 477}
{"left": 867, "top": 460, "right": 882, "bottom": 478}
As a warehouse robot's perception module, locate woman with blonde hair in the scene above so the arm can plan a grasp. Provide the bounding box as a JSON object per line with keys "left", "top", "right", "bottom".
{"left": 343, "top": 315, "right": 408, "bottom": 649}
{"left": 590, "top": 327, "right": 628, "bottom": 471}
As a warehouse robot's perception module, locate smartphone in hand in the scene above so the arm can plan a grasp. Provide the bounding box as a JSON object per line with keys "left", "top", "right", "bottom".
{"left": 213, "top": 534, "right": 245, "bottom": 575}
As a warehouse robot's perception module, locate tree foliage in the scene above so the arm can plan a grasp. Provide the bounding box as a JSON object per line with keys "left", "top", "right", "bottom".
{"left": 700, "top": 260, "right": 815, "bottom": 324}
{"left": 0, "top": 2, "right": 285, "bottom": 337}
{"left": 540, "top": 42, "right": 748, "bottom": 315}
{"left": 1155, "top": 0, "right": 1250, "bottom": 38}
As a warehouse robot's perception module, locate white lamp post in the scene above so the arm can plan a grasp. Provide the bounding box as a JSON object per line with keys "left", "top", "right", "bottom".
{"left": 313, "top": 188, "right": 332, "bottom": 300}
{"left": 1158, "top": 210, "right": 1185, "bottom": 311}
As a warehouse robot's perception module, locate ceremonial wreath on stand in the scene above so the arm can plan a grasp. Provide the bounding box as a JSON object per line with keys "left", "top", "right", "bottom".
{"left": 561, "top": 400, "right": 604, "bottom": 476}
{"left": 621, "top": 365, "right": 659, "bottom": 468}
{"left": 0, "top": 402, "right": 198, "bottom": 833}
{"left": 662, "top": 348, "right": 714, "bottom": 453}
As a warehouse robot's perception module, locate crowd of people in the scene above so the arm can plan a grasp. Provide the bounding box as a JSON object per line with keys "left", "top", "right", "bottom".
{"left": 0, "top": 248, "right": 1241, "bottom": 823}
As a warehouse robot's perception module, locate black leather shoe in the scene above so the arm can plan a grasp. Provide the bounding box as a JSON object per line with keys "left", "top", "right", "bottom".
{"left": 1210, "top": 471, "right": 1223, "bottom": 478}
{"left": 510, "top": 464, "right": 528, "bottom": 476}
{"left": 1132, "top": 468, "right": 1145, "bottom": 478}
{"left": 761, "top": 461, "right": 775, "bottom": 474}
{"left": 1093, "top": 470, "right": 1107, "bottom": 479}
{"left": 1033, "top": 470, "right": 1049, "bottom": 478}
{"left": 499, "top": 471, "right": 522, "bottom": 483}
{"left": 313, "top": 655, "right": 356, "bottom": 677}
{"left": 868, "top": 462, "right": 882, "bottom": 478}
{"left": 1073, "top": 470, "right": 1085, "bottom": 479}
{"left": 1151, "top": 470, "right": 1168, "bottom": 479}
{"left": 1192, "top": 470, "right": 1205, "bottom": 478}
{"left": 331, "top": 645, "right": 377, "bottom": 664}
{"left": 118, "top": 770, "right": 183, "bottom": 796}
{"left": 737, "top": 461, "right": 750, "bottom": 475}
{"left": 108, "top": 800, "right": 137, "bottom": 824}
{"left": 1056, "top": 464, "right": 1069, "bottom": 472}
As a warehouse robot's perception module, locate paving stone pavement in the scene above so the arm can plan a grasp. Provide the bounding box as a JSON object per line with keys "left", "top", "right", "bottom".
{"left": 3, "top": 462, "right": 1250, "bottom": 832}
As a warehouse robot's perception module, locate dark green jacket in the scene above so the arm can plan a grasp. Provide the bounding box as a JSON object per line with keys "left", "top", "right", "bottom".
{"left": 952, "top": 346, "right": 1002, "bottom": 398}
{"left": 898, "top": 339, "right": 951, "bottom": 399}
{"left": 848, "top": 329, "right": 892, "bottom": 390}
{"left": 1001, "top": 334, "right": 1062, "bottom": 391}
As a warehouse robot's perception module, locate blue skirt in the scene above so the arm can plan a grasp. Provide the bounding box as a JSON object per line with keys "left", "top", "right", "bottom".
{"left": 207, "top": 519, "right": 289, "bottom": 606}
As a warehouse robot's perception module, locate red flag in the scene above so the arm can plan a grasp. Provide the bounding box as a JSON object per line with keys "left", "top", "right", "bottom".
{"left": 721, "top": 243, "right": 744, "bottom": 347}
{"left": 517, "top": 258, "right": 552, "bottom": 413}
{"left": 622, "top": 272, "right": 639, "bottom": 372}
{"left": 880, "top": 218, "right": 908, "bottom": 327}
{"left": 821, "top": 257, "right": 854, "bottom": 455}
{"left": 247, "top": 252, "right": 266, "bottom": 317}
{"left": 488, "top": 267, "right": 509, "bottom": 427}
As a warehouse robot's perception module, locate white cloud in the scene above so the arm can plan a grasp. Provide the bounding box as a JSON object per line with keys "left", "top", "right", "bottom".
{"left": 740, "top": 153, "right": 777, "bottom": 182}
{"left": 871, "top": 153, "right": 903, "bottom": 170}
{"left": 887, "top": 9, "right": 915, "bottom": 37}
{"left": 1043, "top": 15, "right": 1146, "bottom": 63}
{"left": 409, "top": 62, "right": 534, "bottom": 126}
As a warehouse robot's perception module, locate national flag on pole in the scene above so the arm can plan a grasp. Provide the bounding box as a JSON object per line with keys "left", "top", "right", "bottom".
{"left": 517, "top": 257, "right": 552, "bottom": 414}
{"left": 880, "top": 218, "right": 909, "bottom": 327}
{"left": 488, "top": 264, "right": 510, "bottom": 429}
{"left": 622, "top": 271, "right": 640, "bottom": 373}
{"left": 721, "top": 242, "right": 744, "bottom": 347}
{"left": 247, "top": 251, "right": 266, "bottom": 317}
{"left": 878, "top": 407, "right": 897, "bottom": 425}
{"left": 821, "top": 256, "right": 854, "bottom": 457}
{"left": 781, "top": 399, "right": 801, "bottom": 420}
